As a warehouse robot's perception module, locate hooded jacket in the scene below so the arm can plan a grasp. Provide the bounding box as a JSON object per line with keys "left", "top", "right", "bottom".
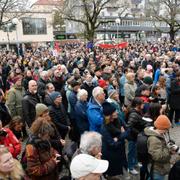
{"left": 144, "top": 127, "right": 171, "bottom": 175}
{"left": 87, "top": 98, "right": 104, "bottom": 132}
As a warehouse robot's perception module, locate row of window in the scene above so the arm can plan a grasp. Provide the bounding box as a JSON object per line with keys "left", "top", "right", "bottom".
{"left": 22, "top": 18, "right": 47, "bottom": 35}
{"left": 101, "top": 20, "right": 168, "bottom": 27}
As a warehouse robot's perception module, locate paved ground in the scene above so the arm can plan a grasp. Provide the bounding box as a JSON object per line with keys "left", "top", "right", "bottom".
{"left": 169, "top": 125, "right": 180, "bottom": 146}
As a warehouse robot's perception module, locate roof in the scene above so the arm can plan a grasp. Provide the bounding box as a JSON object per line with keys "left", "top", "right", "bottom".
{"left": 33, "top": 0, "right": 63, "bottom": 6}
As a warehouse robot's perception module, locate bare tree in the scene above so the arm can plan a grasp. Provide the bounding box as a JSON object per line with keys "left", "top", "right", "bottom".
{"left": 0, "top": 0, "right": 28, "bottom": 27}
{"left": 55, "top": 0, "right": 130, "bottom": 41}
{"left": 148, "top": 0, "right": 180, "bottom": 42}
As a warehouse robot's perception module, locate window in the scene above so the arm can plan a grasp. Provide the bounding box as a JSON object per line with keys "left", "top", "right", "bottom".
{"left": 22, "top": 18, "right": 47, "bottom": 35}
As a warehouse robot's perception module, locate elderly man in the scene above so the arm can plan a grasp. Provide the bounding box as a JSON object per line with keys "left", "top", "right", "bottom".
{"left": 87, "top": 87, "right": 105, "bottom": 132}
{"left": 70, "top": 154, "right": 109, "bottom": 180}
{"left": 22, "top": 80, "right": 40, "bottom": 127}
{"left": 71, "top": 132, "right": 108, "bottom": 180}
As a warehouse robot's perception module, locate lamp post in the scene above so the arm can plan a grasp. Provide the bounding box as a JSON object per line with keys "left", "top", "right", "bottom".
{"left": 12, "top": 18, "right": 20, "bottom": 56}
{"left": 115, "top": 18, "right": 120, "bottom": 43}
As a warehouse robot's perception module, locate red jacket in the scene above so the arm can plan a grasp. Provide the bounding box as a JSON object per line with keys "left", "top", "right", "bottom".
{"left": 0, "top": 128, "right": 21, "bottom": 158}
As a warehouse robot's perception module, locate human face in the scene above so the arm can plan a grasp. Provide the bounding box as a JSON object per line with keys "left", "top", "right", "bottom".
{"left": 80, "top": 94, "right": 88, "bottom": 102}
{"left": 0, "top": 152, "right": 14, "bottom": 173}
{"left": 110, "top": 111, "right": 118, "bottom": 120}
{"left": 15, "top": 78, "right": 22, "bottom": 87}
{"left": 97, "top": 92, "right": 105, "bottom": 104}
{"left": 28, "top": 81, "right": 37, "bottom": 94}
{"left": 14, "top": 123, "right": 23, "bottom": 132}
{"left": 54, "top": 96, "right": 62, "bottom": 105}
{"left": 48, "top": 84, "right": 55, "bottom": 93}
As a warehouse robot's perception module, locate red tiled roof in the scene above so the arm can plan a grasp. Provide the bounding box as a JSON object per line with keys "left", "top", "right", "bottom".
{"left": 34, "top": 0, "right": 63, "bottom": 6}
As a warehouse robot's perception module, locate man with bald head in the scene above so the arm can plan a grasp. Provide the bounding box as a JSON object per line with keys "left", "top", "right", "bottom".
{"left": 22, "top": 80, "right": 40, "bottom": 127}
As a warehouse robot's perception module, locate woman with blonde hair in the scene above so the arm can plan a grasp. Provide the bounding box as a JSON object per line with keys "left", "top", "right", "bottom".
{"left": 0, "top": 145, "right": 24, "bottom": 180}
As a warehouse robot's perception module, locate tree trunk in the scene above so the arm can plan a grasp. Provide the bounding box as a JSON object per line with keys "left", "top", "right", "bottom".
{"left": 169, "top": 27, "right": 175, "bottom": 42}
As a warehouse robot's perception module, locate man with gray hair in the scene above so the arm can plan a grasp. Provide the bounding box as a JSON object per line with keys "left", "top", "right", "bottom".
{"left": 87, "top": 86, "right": 105, "bottom": 132}
{"left": 37, "top": 70, "right": 49, "bottom": 102}
{"left": 73, "top": 131, "right": 102, "bottom": 159}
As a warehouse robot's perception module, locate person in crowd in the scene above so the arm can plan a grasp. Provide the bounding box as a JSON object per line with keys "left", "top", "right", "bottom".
{"left": 92, "top": 67, "right": 102, "bottom": 86}
{"left": 126, "top": 97, "right": 145, "bottom": 175}
{"left": 70, "top": 153, "right": 109, "bottom": 180}
{"left": 124, "top": 72, "right": 137, "bottom": 107}
{"left": 101, "top": 102, "right": 128, "bottom": 179}
{"left": 75, "top": 89, "right": 89, "bottom": 135}
{"left": 44, "top": 83, "right": 55, "bottom": 106}
{"left": 144, "top": 115, "right": 174, "bottom": 180}
{"left": 22, "top": 70, "right": 33, "bottom": 92}
{"left": 158, "top": 76, "right": 167, "bottom": 102}
{"left": 0, "top": 146, "right": 24, "bottom": 180}
{"left": 153, "top": 62, "right": 161, "bottom": 85}
{"left": 22, "top": 80, "right": 40, "bottom": 128}
{"left": 81, "top": 74, "right": 95, "bottom": 101}
{"left": 6, "top": 75, "right": 25, "bottom": 118}
{"left": 107, "top": 89, "right": 126, "bottom": 126}
{"left": 25, "top": 117, "right": 60, "bottom": 180}
{"left": 0, "top": 120, "right": 21, "bottom": 158}
{"left": 8, "top": 116, "right": 24, "bottom": 141}
{"left": 37, "top": 71, "right": 49, "bottom": 102}
{"left": 48, "top": 91, "right": 70, "bottom": 139}
{"left": 0, "top": 90, "right": 11, "bottom": 126}
{"left": 74, "top": 131, "right": 102, "bottom": 160}
{"left": 87, "top": 86, "right": 105, "bottom": 132}
{"left": 144, "top": 65, "right": 153, "bottom": 78}
{"left": 169, "top": 71, "right": 180, "bottom": 124}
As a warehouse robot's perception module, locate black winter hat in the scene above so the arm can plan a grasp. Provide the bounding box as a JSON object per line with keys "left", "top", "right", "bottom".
{"left": 102, "top": 102, "right": 116, "bottom": 116}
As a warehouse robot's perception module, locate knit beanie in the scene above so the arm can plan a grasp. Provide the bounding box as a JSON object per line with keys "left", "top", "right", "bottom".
{"left": 143, "top": 76, "right": 153, "bottom": 85}
{"left": 36, "top": 103, "right": 48, "bottom": 117}
{"left": 154, "top": 115, "right": 171, "bottom": 130}
{"left": 98, "top": 79, "right": 107, "bottom": 88}
{"left": 108, "top": 89, "right": 117, "bottom": 98}
{"left": 102, "top": 102, "right": 116, "bottom": 116}
{"left": 49, "top": 91, "right": 61, "bottom": 102}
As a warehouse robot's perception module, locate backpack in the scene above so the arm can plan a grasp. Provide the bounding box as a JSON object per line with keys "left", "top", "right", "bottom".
{"left": 137, "top": 131, "right": 152, "bottom": 164}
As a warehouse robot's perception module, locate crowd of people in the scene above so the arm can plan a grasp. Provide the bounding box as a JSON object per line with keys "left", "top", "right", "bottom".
{"left": 0, "top": 40, "right": 180, "bottom": 180}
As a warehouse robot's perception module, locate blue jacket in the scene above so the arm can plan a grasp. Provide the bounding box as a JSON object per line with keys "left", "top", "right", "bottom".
{"left": 75, "top": 100, "right": 89, "bottom": 134}
{"left": 119, "top": 74, "right": 126, "bottom": 96}
{"left": 68, "top": 90, "right": 77, "bottom": 119}
{"left": 153, "top": 68, "right": 160, "bottom": 85}
{"left": 87, "top": 98, "right": 104, "bottom": 132}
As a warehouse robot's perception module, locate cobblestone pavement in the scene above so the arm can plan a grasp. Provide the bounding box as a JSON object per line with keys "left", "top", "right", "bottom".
{"left": 169, "top": 125, "right": 180, "bottom": 146}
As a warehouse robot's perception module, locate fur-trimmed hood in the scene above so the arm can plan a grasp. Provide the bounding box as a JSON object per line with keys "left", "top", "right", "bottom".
{"left": 0, "top": 159, "right": 24, "bottom": 180}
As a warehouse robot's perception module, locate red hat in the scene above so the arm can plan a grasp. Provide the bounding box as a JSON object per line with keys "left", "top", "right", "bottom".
{"left": 98, "top": 79, "right": 107, "bottom": 88}
{"left": 13, "top": 75, "right": 23, "bottom": 84}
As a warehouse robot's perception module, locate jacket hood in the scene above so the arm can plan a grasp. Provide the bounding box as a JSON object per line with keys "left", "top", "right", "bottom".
{"left": 87, "top": 97, "right": 102, "bottom": 110}
{"left": 144, "top": 127, "right": 163, "bottom": 139}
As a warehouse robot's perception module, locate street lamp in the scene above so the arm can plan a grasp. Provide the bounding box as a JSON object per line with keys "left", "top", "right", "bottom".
{"left": 115, "top": 18, "right": 120, "bottom": 43}
{"left": 12, "top": 18, "right": 20, "bottom": 56}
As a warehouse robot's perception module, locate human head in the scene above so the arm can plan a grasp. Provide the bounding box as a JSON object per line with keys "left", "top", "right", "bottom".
{"left": 30, "top": 117, "right": 54, "bottom": 140}
{"left": 108, "top": 89, "right": 119, "bottom": 101}
{"left": 126, "top": 72, "right": 135, "bottom": 82}
{"left": 92, "top": 86, "right": 105, "bottom": 104}
{"left": 49, "top": 91, "right": 62, "bottom": 106}
{"left": 13, "top": 75, "right": 23, "bottom": 87}
{"left": 98, "top": 79, "right": 108, "bottom": 89}
{"left": 77, "top": 89, "right": 88, "bottom": 102}
{"left": 35, "top": 103, "right": 49, "bottom": 117}
{"left": 143, "top": 76, "right": 153, "bottom": 86}
{"left": 139, "top": 85, "right": 150, "bottom": 97}
{"left": 46, "top": 83, "right": 55, "bottom": 94}
{"left": 148, "top": 103, "right": 162, "bottom": 121}
{"left": 28, "top": 80, "right": 37, "bottom": 94}
{"left": 80, "top": 132, "right": 102, "bottom": 157}
{"left": 131, "top": 97, "right": 144, "bottom": 111}
{"left": 71, "top": 80, "right": 80, "bottom": 92}
{"left": 85, "top": 74, "right": 93, "bottom": 83}
{"left": 40, "top": 71, "right": 49, "bottom": 81}
{"left": 9, "top": 116, "right": 23, "bottom": 132}
{"left": 0, "top": 146, "right": 14, "bottom": 173}
{"left": 154, "top": 115, "right": 171, "bottom": 133}
{"left": 70, "top": 154, "right": 109, "bottom": 180}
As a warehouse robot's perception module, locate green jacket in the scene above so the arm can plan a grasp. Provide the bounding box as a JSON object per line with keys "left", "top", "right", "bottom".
{"left": 144, "top": 127, "right": 171, "bottom": 175}
{"left": 6, "top": 85, "right": 25, "bottom": 118}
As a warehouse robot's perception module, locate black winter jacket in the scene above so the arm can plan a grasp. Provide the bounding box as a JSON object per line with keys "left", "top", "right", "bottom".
{"left": 126, "top": 109, "right": 146, "bottom": 141}
{"left": 22, "top": 92, "right": 40, "bottom": 127}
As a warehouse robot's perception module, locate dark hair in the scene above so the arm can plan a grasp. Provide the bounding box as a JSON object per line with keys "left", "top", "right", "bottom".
{"left": 131, "top": 97, "right": 143, "bottom": 108}
{"left": 9, "top": 116, "right": 23, "bottom": 130}
{"left": 148, "top": 103, "right": 162, "bottom": 121}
